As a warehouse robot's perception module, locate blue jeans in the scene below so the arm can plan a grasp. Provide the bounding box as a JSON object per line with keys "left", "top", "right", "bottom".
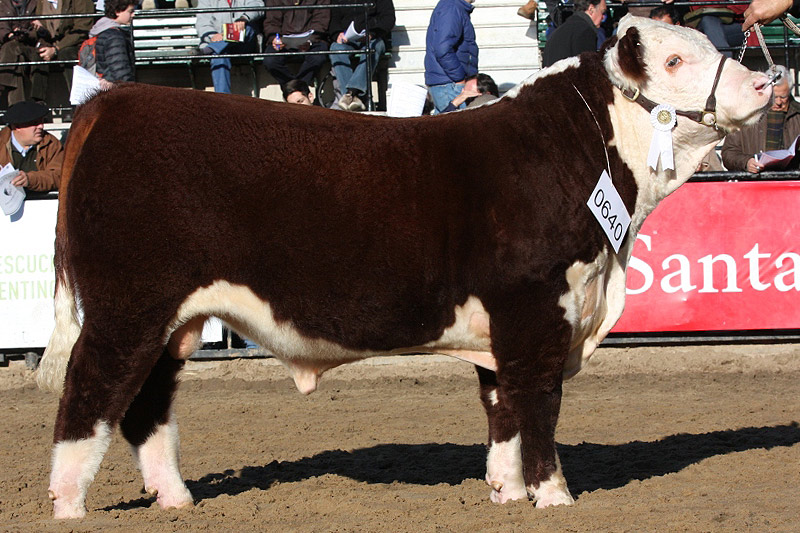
{"left": 330, "top": 38, "right": 385, "bottom": 95}
{"left": 428, "top": 81, "right": 465, "bottom": 114}
{"left": 697, "top": 16, "right": 744, "bottom": 58}
{"left": 206, "top": 26, "right": 258, "bottom": 94}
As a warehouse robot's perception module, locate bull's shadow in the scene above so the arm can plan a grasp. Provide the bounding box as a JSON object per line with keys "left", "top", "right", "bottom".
{"left": 107, "top": 423, "right": 800, "bottom": 510}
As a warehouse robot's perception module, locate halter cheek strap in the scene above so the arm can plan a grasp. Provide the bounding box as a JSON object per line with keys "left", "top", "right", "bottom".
{"left": 615, "top": 55, "right": 728, "bottom": 129}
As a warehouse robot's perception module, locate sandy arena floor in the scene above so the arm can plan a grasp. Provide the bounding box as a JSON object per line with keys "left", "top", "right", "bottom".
{"left": 1, "top": 344, "right": 798, "bottom": 532}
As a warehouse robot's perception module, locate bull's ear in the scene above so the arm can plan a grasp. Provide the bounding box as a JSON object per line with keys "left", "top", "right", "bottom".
{"left": 614, "top": 27, "right": 647, "bottom": 84}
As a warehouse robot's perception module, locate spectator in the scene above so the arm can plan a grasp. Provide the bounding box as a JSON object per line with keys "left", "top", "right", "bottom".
{"left": 441, "top": 72, "right": 498, "bottom": 113}
{"left": 650, "top": 5, "right": 680, "bottom": 25}
{"left": 722, "top": 66, "right": 800, "bottom": 173}
{"left": 89, "top": 0, "right": 136, "bottom": 87}
{"left": 0, "top": 100, "right": 63, "bottom": 191}
{"left": 542, "top": 0, "right": 605, "bottom": 68}
{"left": 423, "top": 0, "right": 477, "bottom": 114}
{"left": 684, "top": 1, "right": 746, "bottom": 58}
{"left": 282, "top": 78, "right": 313, "bottom": 105}
{"left": 0, "top": 0, "right": 94, "bottom": 105}
{"left": 197, "top": 0, "right": 263, "bottom": 94}
{"left": 623, "top": 0, "right": 673, "bottom": 19}
{"left": 263, "top": 0, "right": 329, "bottom": 91}
{"left": 328, "top": 0, "right": 395, "bottom": 112}
{"left": 0, "top": 0, "right": 43, "bottom": 105}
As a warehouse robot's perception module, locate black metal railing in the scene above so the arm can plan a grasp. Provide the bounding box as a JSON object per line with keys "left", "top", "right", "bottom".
{"left": 0, "top": 2, "right": 382, "bottom": 111}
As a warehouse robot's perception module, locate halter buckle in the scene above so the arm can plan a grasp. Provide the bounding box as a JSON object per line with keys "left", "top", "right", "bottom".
{"left": 701, "top": 111, "right": 717, "bottom": 126}
{"left": 623, "top": 87, "right": 640, "bottom": 102}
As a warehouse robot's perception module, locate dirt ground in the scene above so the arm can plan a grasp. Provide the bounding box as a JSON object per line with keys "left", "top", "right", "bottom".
{"left": 1, "top": 344, "right": 798, "bottom": 532}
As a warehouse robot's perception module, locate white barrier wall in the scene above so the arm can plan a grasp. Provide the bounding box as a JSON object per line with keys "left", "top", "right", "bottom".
{"left": 1, "top": 196, "right": 222, "bottom": 350}
{"left": 1, "top": 199, "right": 58, "bottom": 348}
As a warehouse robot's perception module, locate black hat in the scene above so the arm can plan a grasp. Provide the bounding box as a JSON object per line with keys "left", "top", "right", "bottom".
{"left": 3, "top": 101, "right": 50, "bottom": 126}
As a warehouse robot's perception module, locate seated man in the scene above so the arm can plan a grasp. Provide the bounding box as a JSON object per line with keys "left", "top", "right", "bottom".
{"left": 0, "top": 0, "right": 94, "bottom": 105}
{"left": 722, "top": 66, "right": 800, "bottom": 173}
{"left": 0, "top": 101, "right": 64, "bottom": 191}
{"left": 542, "top": 0, "right": 605, "bottom": 68}
{"left": 329, "top": 0, "right": 395, "bottom": 111}
{"left": 282, "top": 78, "right": 314, "bottom": 105}
{"left": 684, "top": 2, "right": 746, "bottom": 58}
{"left": 197, "top": 0, "right": 264, "bottom": 94}
{"left": 263, "top": 0, "right": 330, "bottom": 89}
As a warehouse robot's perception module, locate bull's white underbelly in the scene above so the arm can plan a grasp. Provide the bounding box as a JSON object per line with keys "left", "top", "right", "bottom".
{"left": 165, "top": 281, "right": 496, "bottom": 393}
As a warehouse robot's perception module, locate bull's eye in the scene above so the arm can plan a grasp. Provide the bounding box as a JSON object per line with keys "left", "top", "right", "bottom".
{"left": 666, "top": 55, "right": 682, "bottom": 70}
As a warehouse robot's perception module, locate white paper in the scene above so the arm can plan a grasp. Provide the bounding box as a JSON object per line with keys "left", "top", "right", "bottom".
{"left": 387, "top": 81, "right": 428, "bottom": 118}
{"left": 70, "top": 65, "right": 102, "bottom": 105}
{"left": 344, "top": 21, "right": 366, "bottom": 42}
{"left": 281, "top": 29, "right": 314, "bottom": 49}
{"left": 587, "top": 170, "right": 631, "bottom": 253}
{"left": 756, "top": 134, "right": 800, "bottom": 169}
{"left": 0, "top": 163, "right": 25, "bottom": 216}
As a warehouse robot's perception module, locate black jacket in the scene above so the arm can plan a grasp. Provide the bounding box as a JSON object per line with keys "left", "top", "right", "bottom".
{"left": 328, "top": 0, "right": 395, "bottom": 41}
{"left": 542, "top": 11, "right": 597, "bottom": 68}
{"left": 96, "top": 25, "right": 135, "bottom": 82}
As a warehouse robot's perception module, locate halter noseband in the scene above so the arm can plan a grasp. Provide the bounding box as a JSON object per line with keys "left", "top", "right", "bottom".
{"left": 615, "top": 55, "right": 727, "bottom": 129}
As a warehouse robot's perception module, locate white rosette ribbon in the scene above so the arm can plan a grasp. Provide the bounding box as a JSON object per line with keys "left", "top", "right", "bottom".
{"left": 647, "top": 103, "right": 677, "bottom": 170}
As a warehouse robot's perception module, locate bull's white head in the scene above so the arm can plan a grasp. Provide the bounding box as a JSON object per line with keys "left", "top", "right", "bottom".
{"left": 604, "top": 15, "right": 772, "bottom": 135}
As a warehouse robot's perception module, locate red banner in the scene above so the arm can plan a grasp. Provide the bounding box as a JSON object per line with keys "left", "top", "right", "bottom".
{"left": 613, "top": 180, "right": 800, "bottom": 332}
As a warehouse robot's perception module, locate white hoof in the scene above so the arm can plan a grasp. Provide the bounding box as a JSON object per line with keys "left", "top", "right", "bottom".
{"left": 532, "top": 484, "right": 574, "bottom": 508}
{"left": 486, "top": 474, "right": 528, "bottom": 504}
{"left": 52, "top": 497, "right": 87, "bottom": 519}
{"left": 155, "top": 487, "right": 194, "bottom": 510}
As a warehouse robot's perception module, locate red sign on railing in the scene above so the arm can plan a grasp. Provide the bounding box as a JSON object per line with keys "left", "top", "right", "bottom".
{"left": 613, "top": 180, "right": 800, "bottom": 332}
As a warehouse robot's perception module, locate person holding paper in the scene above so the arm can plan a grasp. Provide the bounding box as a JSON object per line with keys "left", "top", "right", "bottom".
{"left": 262, "top": 0, "right": 330, "bottom": 89}
{"left": 423, "top": 0, "right": 477, "bottom": 114}
{"left": 196, "top": 0, "right": 264, "bottom": 94}
{"left": 328, "top": 0, "right": 395, "bottom": 111}
{"left": 88, "top": 0, "right": 136, "bottom": 85}
{"left": 0, "top": 0, "right": 94, "bottom": 106}
{"left": 0, "top": 101, "right": 63, "bottom": 191}
{"left": 722, "top": 65, "right": 800, "bottom": 173}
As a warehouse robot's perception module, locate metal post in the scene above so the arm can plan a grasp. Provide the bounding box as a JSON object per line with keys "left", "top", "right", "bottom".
{"left": 363, "top": 2, "right": 374, "bottom": 111}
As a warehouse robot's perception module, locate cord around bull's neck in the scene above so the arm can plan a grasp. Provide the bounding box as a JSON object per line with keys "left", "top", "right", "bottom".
{"left": 572, "top": 84, "right": 613, "bottom": 182}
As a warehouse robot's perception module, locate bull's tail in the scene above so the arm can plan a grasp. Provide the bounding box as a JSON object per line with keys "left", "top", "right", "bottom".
{"left": 35, "top": 101, "right": 100, "bottom": 393}
{"left": 36, "top": 270, "right": 81, "bottom": 392}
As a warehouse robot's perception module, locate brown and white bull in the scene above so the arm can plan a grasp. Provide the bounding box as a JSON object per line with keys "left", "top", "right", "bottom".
{"left": 37, "top": 16, "right": 771, "bottom": 519}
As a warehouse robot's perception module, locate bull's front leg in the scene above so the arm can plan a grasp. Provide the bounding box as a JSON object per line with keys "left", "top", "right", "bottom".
{"left": 482, "top": 289, "right": 575, "bottom": 508}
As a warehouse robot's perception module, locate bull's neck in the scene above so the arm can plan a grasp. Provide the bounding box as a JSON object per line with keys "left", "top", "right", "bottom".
{"left": 606, "top": 87, "right": 722, "bottom": 233}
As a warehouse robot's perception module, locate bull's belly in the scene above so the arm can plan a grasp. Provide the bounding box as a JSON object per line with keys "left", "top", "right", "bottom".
{"left": 165, "top": 280, "right": 495, "bottom": 394}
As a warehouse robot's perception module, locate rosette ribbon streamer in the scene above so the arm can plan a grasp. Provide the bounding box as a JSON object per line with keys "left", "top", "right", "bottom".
{"left": 647, "top": 104, "right": 677, "bottom": 170}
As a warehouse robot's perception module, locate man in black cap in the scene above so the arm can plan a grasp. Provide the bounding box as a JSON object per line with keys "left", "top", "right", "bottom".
{"left": 0, "top": 100, "right": 63, "bottom": 191}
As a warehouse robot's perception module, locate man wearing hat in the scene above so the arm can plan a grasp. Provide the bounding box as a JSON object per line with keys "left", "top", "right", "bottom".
{"left": 0, "top": 100, "right": 63, "bottom": 191}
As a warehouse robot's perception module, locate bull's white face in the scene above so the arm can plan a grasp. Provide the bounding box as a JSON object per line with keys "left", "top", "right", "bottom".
{"left": 606, "top": 15, "right": 772, "bottom": 133}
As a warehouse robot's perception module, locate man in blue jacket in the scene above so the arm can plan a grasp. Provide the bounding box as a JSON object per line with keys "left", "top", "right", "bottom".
{"left": 424, "top": 0, "right": 478, "bottom": 114}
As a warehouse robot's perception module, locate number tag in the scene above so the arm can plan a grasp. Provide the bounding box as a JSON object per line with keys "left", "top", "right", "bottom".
{"left": 587, "top": 170, "right": 631, "bottom": 253}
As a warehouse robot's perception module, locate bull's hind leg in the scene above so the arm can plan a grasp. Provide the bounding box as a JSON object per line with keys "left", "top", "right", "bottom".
{"left": 49, "top": 324, "right": 166, "bottom": 519}
{"left": 476, "top": 366, "right": 527, "bottom": 503}
{"left": 121, "top": 351, "right": 193, "bottom": 510}
{"left": 486, "top": 288, "right": 575, "bottom": 508}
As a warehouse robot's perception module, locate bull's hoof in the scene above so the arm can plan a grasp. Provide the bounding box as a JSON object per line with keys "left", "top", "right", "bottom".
{"left": 533, "top": 490, "right": 575, "bottom": 508}
{"left": 486, "top": 476, "right": 528, "bottom": 504}
{"left": 52, "top": 498, "right": 87, "bottom": 519}
{"left": 155, "top": 488, "right": 194, "bottom": 510}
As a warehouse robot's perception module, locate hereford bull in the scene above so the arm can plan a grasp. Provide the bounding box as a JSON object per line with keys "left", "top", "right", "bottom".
{"left": 37, "top": 16, "right": 771, "bottom": 519}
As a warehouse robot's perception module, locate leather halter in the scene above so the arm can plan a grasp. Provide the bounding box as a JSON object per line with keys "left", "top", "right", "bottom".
{"left": 616, "top": 55, "right": 727, "bottom": 129}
